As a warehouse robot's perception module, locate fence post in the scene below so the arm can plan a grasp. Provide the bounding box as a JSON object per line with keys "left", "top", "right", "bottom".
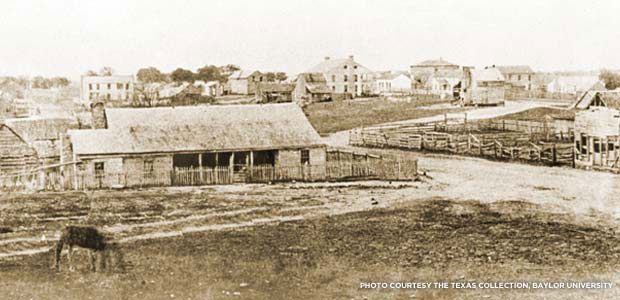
{"left": 552, "top": 144, "right": 557, "bottom": 165}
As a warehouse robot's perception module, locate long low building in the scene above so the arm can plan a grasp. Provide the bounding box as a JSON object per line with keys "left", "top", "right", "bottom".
{"left": 68, "top": 103, "right": 327, "bottom": 188}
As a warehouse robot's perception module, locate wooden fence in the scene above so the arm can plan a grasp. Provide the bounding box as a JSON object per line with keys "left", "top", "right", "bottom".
{"left": 350, "top": 127, "right": 574, "bottom": 167}
{"left": 0, "top": 159, "right": 418, "bottom": 192}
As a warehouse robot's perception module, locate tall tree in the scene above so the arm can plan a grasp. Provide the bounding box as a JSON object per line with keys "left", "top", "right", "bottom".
{"left": 195, "top": 65, "right": 221, "bottom": 82}
{"left": 137, "top": 67, "right": 166, "bottom": 83}
{"left": 170, "top": 68, "right": 195, "bottom": 82}
{"left": 600, "top": 69, "right": 620, "bottom": 90}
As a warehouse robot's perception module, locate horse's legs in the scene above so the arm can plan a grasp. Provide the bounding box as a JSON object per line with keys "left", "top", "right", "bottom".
{"left": 88, "top": 250, "right": 96, "bottom": 271}
{"left": 68, "top": 245, "right": 74, "bottom": 271}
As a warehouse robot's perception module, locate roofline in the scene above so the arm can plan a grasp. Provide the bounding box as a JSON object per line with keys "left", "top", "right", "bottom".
{"left": 74, "top": 144, "right": 327, "bottom": 157}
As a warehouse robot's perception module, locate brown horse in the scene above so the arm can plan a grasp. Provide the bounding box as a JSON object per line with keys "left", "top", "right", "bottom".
{"left": 54, "top": 225, "right": 123, "bottom": 271}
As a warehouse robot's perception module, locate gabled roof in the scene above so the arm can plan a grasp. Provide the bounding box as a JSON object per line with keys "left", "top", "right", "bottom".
{"left": 69, "top": 103, "right": 324, "bottom": 155}
{"left": 375, "top": 71, "right": 410, "bottom": 81}
{"left": 308, "top": 57, "right": 372, "bottom": 74}
{"left": 473, "top": 68, "right": 505, "bottom": 82}
{"left": 296, "top": 73, "right": 331, "bottom": 94}
{"left": 413, "top": 58, "right": 457, "bottom": 67}
{"left": 228, "top": 70, "right": 261, "bottom": 80}
{"left": 571, "top": 91, "right": 620, "bottom": 109}
{"left": 496, "top": 65, "right": 534, "bottom": 74}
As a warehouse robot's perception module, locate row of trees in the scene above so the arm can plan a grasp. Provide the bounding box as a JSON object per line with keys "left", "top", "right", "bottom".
{"left": 0, "top": 75, "right": 70, "bottom": 90}
{"left": 138, "top": 65, "right": 288, "bottom": 84}
{"left": 142, "top": 65, "right": 243, "bottom": 83}
{"left": 31, "top": 76, "right": 70, "bottom": 89}
{"left": 86, "top": 65, "right": 289, "bottom": 84}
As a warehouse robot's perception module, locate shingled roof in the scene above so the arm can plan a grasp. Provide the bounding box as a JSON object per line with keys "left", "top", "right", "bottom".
{"left": 69, "top": 103, "right": 324, "bottom": 156}
{"left": 412, "top": 58, "right": 457, "bottom": 67}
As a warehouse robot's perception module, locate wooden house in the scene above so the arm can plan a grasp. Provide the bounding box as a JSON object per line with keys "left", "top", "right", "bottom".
{"left": 462, "top": 66, "right": 505, "bottom": 106}
{"left": 292, "top": 73, "right": 332, "bottom": 106}
{"left": 4, "top": 117, "right": 77, "bottom": 166}
{"left": 255, "top": 82, "right": 295, "bottom": 103}
{"left": 68, "top": 103, "right": 327, "bottom": 188}
{"left": 228, "top": 70, "right": 265, "bottom": 95}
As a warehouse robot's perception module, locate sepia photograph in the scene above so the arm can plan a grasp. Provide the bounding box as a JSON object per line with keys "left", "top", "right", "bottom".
{"left": 1, "top": 0, "right": 620, "bottom": 299}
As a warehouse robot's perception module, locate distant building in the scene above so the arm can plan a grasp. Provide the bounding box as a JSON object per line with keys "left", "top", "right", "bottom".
{"left": 496, "top": 65, "right": 535, "bottom": 90}
{"left": 255, "top": 82, "right": 295, "bottom": 103}
{"left": 462, "top": 66, "right": 505, "bottom": 106}
{"left": 228, "top": 70, "right": 265, "bottom": 95}
{"left": 410, "top": 58, "right": 459, "bottom": 75}
{"left": 193, "top": 81, "right": 223, "bottom": 97}
{"left": 292, "top": 73, "right": 333, "bottom": 106}
{"left": 307, "top": 55, "right": 373, "bottom": 97}
{"left": 546, "top": 76, "right": 605, "bottom": 95}
{"left": 424, "top": 70, "right": 463, "bottom": 98}
{"left": 80, "top": 75, "right": 134, "bottom": 104}
{"left": 373, "top": 72, "right": 412, "bottom": 94}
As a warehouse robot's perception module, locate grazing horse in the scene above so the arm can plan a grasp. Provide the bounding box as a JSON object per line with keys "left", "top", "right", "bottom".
{"left": 54, "top": 225, "right": 123, "bottom": 271}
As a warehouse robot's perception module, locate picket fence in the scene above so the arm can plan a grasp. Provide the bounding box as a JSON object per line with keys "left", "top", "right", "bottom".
{"left": 0, "top": 159, "right": 418, "bottom": 192}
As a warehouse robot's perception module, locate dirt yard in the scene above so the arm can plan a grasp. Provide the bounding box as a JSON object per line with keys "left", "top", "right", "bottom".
{"left": 2, "top": 149, "right": 620, "bottom": 299}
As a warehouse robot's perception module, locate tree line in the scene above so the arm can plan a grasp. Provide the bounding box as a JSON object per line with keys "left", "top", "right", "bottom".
{"left": 136, "top": 65, "right": 288, "bottom": 84}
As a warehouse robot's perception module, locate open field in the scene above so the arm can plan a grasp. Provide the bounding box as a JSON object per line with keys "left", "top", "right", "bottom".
{"left": 304, "top": 97, "right": 466, "bottom": 134}
{"left": 3, "top": 148, "right": 620, "bottom": 299}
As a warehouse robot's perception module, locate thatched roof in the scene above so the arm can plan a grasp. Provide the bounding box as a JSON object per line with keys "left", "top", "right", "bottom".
{"left": 4, "top": 117, "right": 78, "bottom": 141}
{"left": 69, "top": 103, "right": 324, "bottom": 156}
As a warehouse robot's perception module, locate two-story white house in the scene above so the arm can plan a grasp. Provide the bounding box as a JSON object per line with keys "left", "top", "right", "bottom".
{"left": 80, "top": 75, "right": 134, "bottom": 104}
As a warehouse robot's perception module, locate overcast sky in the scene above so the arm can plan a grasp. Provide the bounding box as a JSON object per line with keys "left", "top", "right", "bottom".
{"left": 1, "top": 0, "right": 619, "bottom": 79}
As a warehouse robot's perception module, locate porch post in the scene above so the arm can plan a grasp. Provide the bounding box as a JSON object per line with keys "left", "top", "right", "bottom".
{"left": 198, "top": 153, "right": 203, "bottom": 183}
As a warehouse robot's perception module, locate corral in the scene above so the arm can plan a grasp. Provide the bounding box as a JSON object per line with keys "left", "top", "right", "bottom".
{"left": 350, "top": 118, "right": 575, "bottom": 167}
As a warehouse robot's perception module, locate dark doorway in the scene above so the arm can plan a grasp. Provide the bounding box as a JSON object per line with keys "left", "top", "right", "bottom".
{"left": 233, "top": 152, "right": 249, "bottom": 171}
{"left": 253, "top": 150, "right": 276, "bottom": 166}
{"left": 217, "top": 152, "right": 232, "bottom": 167}
{"left": 173, "top": 154, "right": 200, "bottom": 168}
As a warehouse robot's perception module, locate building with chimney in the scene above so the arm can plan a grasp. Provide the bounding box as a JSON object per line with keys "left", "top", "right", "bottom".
{"left": 306, "top": 55, "right": 373, "bottom": 98}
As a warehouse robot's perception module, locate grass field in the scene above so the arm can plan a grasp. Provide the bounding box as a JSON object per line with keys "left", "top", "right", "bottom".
{"left": 304, "top": 97, "right": 467, "bottom": 134}
{"left": 2, "top": 197, "right": 619, "bottom": 300}
{"left": 495, "top": 107, "right": 576, "bottom": 121}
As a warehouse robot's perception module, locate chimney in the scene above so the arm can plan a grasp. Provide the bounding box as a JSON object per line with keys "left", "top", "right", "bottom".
{"left": 324, "top": 56, "right": 330, "bottom": 60}
{"left": 349, "top": 55, "right": 354, "bottom": 60}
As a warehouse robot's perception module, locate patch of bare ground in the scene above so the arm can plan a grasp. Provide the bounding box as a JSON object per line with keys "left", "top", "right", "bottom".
{"left": 2, "top": 198, "right": 620, "bottom": 299}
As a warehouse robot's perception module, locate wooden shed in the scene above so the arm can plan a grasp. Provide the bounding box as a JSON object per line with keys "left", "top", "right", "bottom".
{"left": 0, "top": 124, "right": 38, "bottom": 175}
{"left": 574, "top": 107, "right": 620, "bottom": 169}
